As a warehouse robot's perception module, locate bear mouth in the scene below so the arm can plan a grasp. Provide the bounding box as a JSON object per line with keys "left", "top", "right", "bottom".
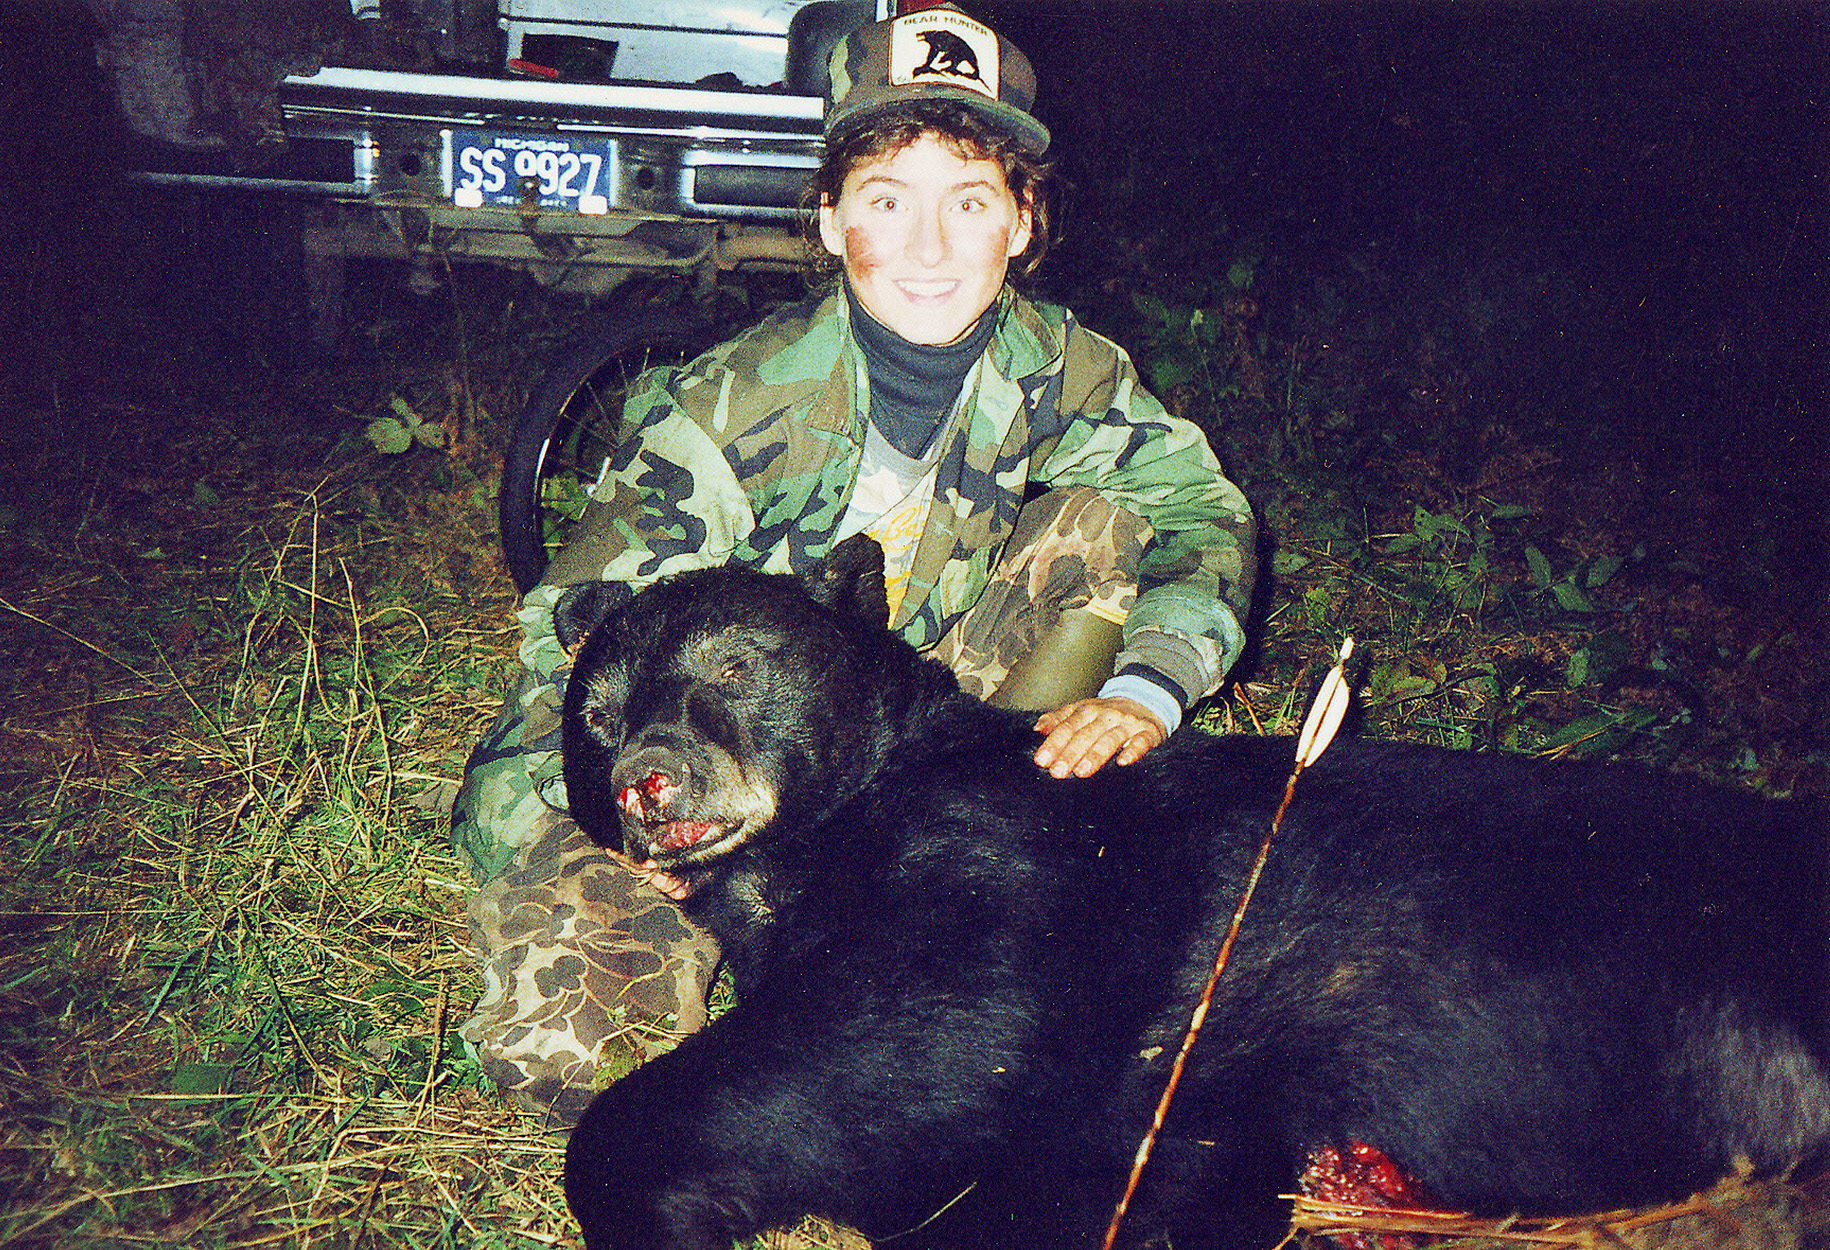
{"left": 632, "top": 816, "right": 753, "bottom": 867}
{"left": 651, "top": 820, "right": 718, "bottom": 853}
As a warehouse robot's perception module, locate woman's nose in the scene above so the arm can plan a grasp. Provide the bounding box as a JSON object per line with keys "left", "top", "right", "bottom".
{"left": 907, "top": 208, "right": 947, "bottom": 266}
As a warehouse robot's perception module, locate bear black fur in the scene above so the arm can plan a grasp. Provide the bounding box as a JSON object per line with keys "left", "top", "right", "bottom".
{"left": 557, "top": 535, "right": 1829, "bottom": 1250}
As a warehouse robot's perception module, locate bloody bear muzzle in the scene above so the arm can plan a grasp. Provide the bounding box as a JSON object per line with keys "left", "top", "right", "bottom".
{"left": 612, "top": 760, "right": 720, "bottom": 859}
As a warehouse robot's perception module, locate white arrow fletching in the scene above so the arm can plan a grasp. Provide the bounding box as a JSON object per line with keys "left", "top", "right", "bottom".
{"left": 1294, "top": 638, "right": 1354, "bottom": 769}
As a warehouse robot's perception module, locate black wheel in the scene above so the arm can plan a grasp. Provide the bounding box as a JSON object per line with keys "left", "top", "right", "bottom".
{"left": 500, "top": 305, "right": 716, "bottom": 595}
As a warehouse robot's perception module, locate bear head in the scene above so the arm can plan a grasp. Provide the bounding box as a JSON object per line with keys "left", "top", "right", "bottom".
{"left": 555, "top": 535, "right": 937, "bottom": 881}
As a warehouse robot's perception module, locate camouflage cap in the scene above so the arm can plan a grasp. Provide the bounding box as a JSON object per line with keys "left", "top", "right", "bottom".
{"left": 825, "top": 4, "right": 1050, "bottom": 156}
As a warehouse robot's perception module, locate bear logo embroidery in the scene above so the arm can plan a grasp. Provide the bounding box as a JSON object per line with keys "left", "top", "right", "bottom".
{"left": 912, "top": 29, "right": 984, "bottom": 86}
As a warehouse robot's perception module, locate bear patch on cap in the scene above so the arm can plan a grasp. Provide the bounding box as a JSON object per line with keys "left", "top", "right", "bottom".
{"left": 890, "top": 10, "right": 1000, "bottom": 100}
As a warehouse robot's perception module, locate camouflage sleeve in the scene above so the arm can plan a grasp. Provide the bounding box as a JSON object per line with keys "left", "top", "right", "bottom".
{"left": 542, "top": 361, "right": 761, "bottom": 593}
{"left": 1030, "top": 319, "right": 1256, "bottom": 701}
{"left": 512, "top": 356, "right": 765, "bottom": 762}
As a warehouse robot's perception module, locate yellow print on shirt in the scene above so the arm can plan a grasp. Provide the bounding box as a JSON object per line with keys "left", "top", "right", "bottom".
{"left": 862, "top": 486, "right": 932, "bottom": 623}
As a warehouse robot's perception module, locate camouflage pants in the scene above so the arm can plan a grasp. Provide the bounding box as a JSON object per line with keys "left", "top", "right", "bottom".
{"left": 452, "top": 674, "right": 720, "bottom": 1125}
{"left": 451, "top": 487, "right": 1148, "bottom": 1123}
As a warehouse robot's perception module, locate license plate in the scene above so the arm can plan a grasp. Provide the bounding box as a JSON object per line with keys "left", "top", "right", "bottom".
{"left": 450, "top": 131, "right": 613, "bottom": 211}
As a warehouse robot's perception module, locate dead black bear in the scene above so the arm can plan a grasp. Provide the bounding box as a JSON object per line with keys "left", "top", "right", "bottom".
{"left": 555, "top": 535, "right": 1828, "bottom": 1250}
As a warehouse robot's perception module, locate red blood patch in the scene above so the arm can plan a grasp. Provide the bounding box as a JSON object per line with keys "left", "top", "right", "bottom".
{"left": 618, "top": 771, "right": 680, "bottom": 819}
{"left": 1298, "top": 1140, "right": 1446, "bottom": 1250}
{"left": 642, "top": 770, "right": 679, "bottom": 807}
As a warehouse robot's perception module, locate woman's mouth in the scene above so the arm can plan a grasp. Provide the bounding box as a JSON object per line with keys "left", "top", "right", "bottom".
{"left": 894, "top": 278, "right": 961, "bottom": 303}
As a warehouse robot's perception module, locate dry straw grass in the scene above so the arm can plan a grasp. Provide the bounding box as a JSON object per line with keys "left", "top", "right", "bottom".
{"left": 0, "top": 381, "right": 575, "bottom": 1245}
{"left": 1286, "top": 1168, "right": 1827, "bottom": 1250}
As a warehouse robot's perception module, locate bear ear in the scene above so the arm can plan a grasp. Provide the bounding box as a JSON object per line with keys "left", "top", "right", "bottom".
{"left": 554, "top": 581, "right": 633, "bottom": 652}
{"left": 806, "top": 534, "right": 890, "bottom": 629}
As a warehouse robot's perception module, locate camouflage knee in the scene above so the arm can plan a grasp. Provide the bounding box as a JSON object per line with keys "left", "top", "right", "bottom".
{"left": 458, "top": 814, "right": 720, "bottom": 1126}
{"left": 450, "top": 665, "right": 568, "bottom": 882}
{"left": 932, "top": 487, "right": 1151, "bottom": 697}
{"left": 453, "top": 664, "right": 720, "bottom": 1124}
{"left": 450, "top": 721, "right": 550, "bottom": 883}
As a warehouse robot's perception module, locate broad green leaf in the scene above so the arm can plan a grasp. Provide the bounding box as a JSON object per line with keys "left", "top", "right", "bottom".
{"left": 1151, "top": 361, "right": 1195, "bottom": 389}
{"left": 1586, "top": 554, "right": 1625, "bottom": 587}
{"left": 1539, "top": 711, "right": 1620, "bottom": 751}
{"left": 1130, "top": 291, "right": 1171, "bottom": 328}
{"left": 1302, "top": 586, "right": 1332, "bottom": 627}
{"left": 1524, "top": 545, "right": 1553, "bottom": 589}
{"left": 1414, "top": 508, "right": 1468, "bottom": 544}
{"left": 1550, "top": 581, "right": 1595, "bottom": 612}
{"left": 1383, "top": 674, "right": 1438, "bottom": 702}
{"left": 366, "top": 416, "right": 413, "bottom": 454}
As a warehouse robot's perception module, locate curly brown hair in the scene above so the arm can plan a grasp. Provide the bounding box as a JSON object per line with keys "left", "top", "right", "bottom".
{"left": 803, "top": 99, "right": 1056, "bottom": 280}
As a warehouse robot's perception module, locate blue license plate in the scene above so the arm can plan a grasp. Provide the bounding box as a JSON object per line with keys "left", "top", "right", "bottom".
{"left": 450, "top": 131, "right": 613, "bottom": 210}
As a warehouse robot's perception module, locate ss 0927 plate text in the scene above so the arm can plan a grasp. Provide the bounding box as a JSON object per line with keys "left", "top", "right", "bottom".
{"left": 450, "top": 132, "right": 613, "bottom": 210}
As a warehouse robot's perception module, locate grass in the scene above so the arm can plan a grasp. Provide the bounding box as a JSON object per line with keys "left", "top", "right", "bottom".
{"left": 1289, "top": 1168, "right": 1825, "bottom": 1250}
{"left": 0, "top": 431, "right": 574, "bottom": 1246}
{"left": 0, "top": 201, "right": 1821, "bottom": 1249}
{"left": 0, "top": 257, "right": 868, "bottom": 1249}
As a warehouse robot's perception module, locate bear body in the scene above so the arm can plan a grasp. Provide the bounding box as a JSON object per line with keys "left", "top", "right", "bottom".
{"left": 556, "top": 537, "right": 1828, "bottom": 1250}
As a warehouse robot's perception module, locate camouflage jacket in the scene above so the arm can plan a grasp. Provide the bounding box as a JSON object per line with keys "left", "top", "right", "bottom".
{"left": 522, "top": 285, "right": 1255, "bottom": 704}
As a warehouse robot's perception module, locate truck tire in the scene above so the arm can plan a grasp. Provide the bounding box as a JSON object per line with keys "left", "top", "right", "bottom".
{"left": 499, "top": 304, "right": 715, "bottom": 595}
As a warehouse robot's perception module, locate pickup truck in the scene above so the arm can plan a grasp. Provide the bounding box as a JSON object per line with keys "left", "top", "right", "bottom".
{"left": 100, "top": 0, "right": 885, "bottom": 339}
{"left": 94, "top": 0, "right": 893, "bottom": 591}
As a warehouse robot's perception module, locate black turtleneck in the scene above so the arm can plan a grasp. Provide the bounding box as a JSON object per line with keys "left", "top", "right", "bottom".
{"left": 846, "top": 282, "right": 1000, "bottom": 459}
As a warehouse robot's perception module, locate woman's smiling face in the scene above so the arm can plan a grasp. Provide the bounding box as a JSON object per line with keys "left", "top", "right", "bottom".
{"left": 818, "top": 133, "right": 1033, "bottom": 345}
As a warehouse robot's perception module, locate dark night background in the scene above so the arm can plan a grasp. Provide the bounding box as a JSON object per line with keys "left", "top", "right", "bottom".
{"left": 0, "top": 0, "right": 1826, "bottom": 776}
{"left": 1017, "top": 1, "right": 1827, "bottom": 563}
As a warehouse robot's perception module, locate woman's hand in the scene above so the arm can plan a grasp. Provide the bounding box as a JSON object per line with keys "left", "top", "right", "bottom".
{"left": 1032, "top": 696, "right": 1168, "bottom": 778}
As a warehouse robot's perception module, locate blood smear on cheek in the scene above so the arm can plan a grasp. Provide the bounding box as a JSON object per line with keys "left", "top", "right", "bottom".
{"left": 843, "top": 226, "right": 886, "bottom": 276}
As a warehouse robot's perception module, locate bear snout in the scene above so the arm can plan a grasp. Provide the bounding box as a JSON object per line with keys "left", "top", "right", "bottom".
{"left": 609, "top": 747, "right": 730, "bottom": 863}
{"left": 615, "top": 763, "right": 682, "bottom": 819}
{"left": 612, "top": 748, "right": 689, "bottom": 820}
